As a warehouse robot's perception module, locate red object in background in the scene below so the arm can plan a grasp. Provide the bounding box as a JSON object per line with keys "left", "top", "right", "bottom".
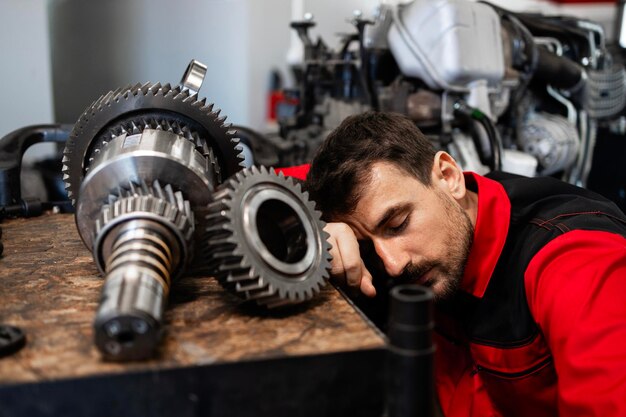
{"left": 267, "top": 91, "right": 299, "bottom": 122}
{"left": 549, "top": 0, "right": 614, "bottom": 3}
{"left": 275, "top": 164, "right": 311, "bottom": 181}
{"left": 267, "top": 90, "right": 284, "bottom": 122}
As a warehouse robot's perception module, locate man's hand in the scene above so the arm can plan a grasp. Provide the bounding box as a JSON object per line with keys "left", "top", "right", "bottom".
{"left": 325, "top": 222, "right": 376, "bottom": 297}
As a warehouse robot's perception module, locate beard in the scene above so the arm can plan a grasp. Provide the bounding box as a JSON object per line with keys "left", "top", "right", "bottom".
{"left": 397, "top": 189, "right": 474, "bottom": 301}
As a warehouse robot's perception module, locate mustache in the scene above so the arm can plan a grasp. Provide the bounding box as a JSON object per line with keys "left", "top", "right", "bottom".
{"left": 395, "top": 261, "right": 438, "bottom": 284}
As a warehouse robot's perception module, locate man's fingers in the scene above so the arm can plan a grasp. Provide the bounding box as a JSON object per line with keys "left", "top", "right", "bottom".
{"left": 325, "top": 222, "right": 376, "bottom": 297}
{"left": 328, "top": 239, "right": 346, "bottom": 285}
{"left": 359, "top": 268, "right": 377, "bottom": 298}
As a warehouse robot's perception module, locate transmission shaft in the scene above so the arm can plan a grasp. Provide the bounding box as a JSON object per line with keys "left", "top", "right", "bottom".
{"left": 63, "top": 60, "right": 243, "bottom": 360}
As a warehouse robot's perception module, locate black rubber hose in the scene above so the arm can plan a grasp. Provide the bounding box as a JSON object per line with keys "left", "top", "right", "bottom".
{"left": 0, "top": 124, "right": 73, "bottom": 206}
{"left": 453, "top": 102, "right": 503, "bottom": 171}
{"left": 533, "top": 47, "right": 584, "bottom": 91}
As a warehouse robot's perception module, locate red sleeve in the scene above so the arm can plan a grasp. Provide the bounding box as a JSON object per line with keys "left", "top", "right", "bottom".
{"left": 525, "top": 230, "right": 626, "bottom": 416}
{"left": 275, "top": 164, "right": 311, "bottom": 181}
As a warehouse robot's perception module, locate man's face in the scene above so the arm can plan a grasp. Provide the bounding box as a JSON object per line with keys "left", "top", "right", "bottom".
{"left": 341, "top": 161, "right": 474, "bottom": 300}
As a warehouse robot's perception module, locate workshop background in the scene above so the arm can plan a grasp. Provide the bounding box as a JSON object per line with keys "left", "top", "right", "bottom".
{"left": 0, "top": 1, "right": 624, "bottom": 416}
{"left": 0, "top": 0, "right": 617, "bottom": 165}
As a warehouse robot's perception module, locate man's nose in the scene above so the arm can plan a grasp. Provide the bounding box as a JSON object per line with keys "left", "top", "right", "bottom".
{"left": 373, "top": 239, "right": 406, "bottom": 277}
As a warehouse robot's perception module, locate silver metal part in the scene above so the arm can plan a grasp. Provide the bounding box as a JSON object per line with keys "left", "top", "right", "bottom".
{"left": 586, "top": 66, "right": 626, "bottom": 119}
{"left": 93, "top": 181, "right": 194, "bottom": 275}
{"left": 76, "top": 129, "right": 209, "bottom": 250}
{"left": 180, "top": 60, "right": 208, "bottom": 96}
{"left": 90, "top": 181, "right": 194, "bottom": 361}
{"left": 62, "top": 59, "right": 244, "bottom": 360}
{"left": 518, "top": 112, "right": 580, "bottom": 176}
{"left": 94, "top": 217, "right": 181, "bottom": 360}
{"left": 62, "top": 75, "right": 244, "bottom": 205}
{"left": 204, "top": 166, "right": 332, "bottom": 308}
{"left": 388, "top": 0, "right": 505, "bottom": 92}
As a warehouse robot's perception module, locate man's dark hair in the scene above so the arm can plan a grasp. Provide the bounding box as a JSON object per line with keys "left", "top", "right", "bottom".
{"left": 306, "top": 111, "right": 437, "bottom": 220}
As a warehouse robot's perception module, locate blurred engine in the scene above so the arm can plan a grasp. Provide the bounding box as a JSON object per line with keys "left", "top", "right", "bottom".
{"left": 250, "top": 0, "right": 626, "bottom": 187}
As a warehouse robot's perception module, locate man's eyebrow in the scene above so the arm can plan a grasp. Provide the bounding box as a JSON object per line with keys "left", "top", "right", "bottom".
{"left": 374, "top": 203, "right": 410, "bottom": 231}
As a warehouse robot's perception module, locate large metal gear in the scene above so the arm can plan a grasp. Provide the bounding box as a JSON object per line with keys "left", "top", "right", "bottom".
{"left": 204, "top": 166, "right": 332, "bottom": 308}
{"left": 62, "top": 60, "right": 246, "bottom": 360}
{"left": 62, "top": 80, "right": 244, "bottom": 204}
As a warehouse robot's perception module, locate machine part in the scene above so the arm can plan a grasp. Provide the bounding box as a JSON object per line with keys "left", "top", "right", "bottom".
{"left": 180, "top": 60, "right": 207, "bottom": 96}
{"left": 62, "top": 64, "right": 244, "bottom": 205}
{"left": 518, "top": 112, "right": 580, "bottom": 176}
{"left": 388, "top": 0, "right": 505, "bottom": 92}
{"left": 0, "top": 325, "right": 26, "bottom": 358}
{"left": 76, "top": 128, "right": 209, "bottom": 251}
{"left": 319, "top": 97, "right": 371, "bottom": 132}
{"left": 0, "top": 124, "right": 72, "bottom": 207}
{"left": 92, "top": 182, "right": 192, "bottom": 360}
{"left": 205, "top": 166, "right": 332, "bottom": 308}
{"left": 586, "top": 66, "right": 626, "bottom": 119}
{"left": 501, "top": 149, "right": 538, "bottom": 178}
{"left": 0, "top": 198, "right": 43, "bottom": 219}
{"left": 568, "top": 112, "right": 597, "bottom": 188}
{"left": 447, "top": 131, "right": 489, "bottom": 176}
{"left": 64, "top": 60, "right": 244, "bottom": 360}
{"left": 386, "top": 285, "right": 435, "bottom": 417}
{"left": 406, "top": 90, "right": 441, "bottom": 126}
{"left": 377, "top": 81, "right": 443, "bottom": 128}
{"left": 453, "top": 101, "right": 503, "bottom": 171}
{"left": 617, "top": 0, "right": 626, "bottom": 50}
{"left": 363, "top": 4, "right": 393, "bottom": 49}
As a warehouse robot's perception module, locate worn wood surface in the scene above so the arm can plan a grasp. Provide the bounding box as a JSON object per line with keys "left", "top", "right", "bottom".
{"left": 0, "top": 214, "right": 385, "bottom": 385}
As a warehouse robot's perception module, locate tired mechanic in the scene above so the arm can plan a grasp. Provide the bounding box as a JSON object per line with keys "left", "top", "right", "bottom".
{"left": 302, "top": 112, "right": 626, "bottom": 416}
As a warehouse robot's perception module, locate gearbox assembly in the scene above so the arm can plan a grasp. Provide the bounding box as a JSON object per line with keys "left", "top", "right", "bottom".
{"left": 63, "top": 60, "right": 331, "bottom": 360}
{"left": 63, "top": 60, "right": 244, "bottom": 360}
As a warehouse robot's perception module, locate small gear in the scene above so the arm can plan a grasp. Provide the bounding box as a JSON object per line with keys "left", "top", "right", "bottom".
{"left": 204, "top": 166, "right": 332, "bottom": 307}
{"left": 62, "top": 82, "right": 244, "bottom": 204}
{"left": 93, "top": 180, "right": 194, "bottom": 275}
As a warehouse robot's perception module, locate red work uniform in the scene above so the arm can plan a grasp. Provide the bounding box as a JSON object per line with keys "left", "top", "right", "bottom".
{"left": 435, "top": 172, "right": 626, "bottom": 416}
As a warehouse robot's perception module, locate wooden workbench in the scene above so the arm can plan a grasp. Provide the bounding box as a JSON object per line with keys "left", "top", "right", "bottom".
{"left": 0, "top": 214, "right": 387, "bottom": 417}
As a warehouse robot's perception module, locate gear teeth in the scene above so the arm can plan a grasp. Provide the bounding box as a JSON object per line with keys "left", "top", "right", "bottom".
{"left": 203, "top": 167, "right": 331, "bottom": 308}
{"left": 164, "top": 88, "right": 177, "bottom": 99}
{"left": 172, "top": 88, "right": 188, "bottom": 101}
{"left": 130, "top": 121, "right": 141, "bottom": 134}
{"left": 62, "top": 71, "right": 244, "bottom": 204}
{"left": 183, "top": 93, "right": 198, "bottom": 104}
{"left": 147, "top": 82, "right": 162, "bottom": 95}
{"left": 139, "top": 81, "right": 152, "bottom": 95}
{"left": 97, "top": 182, "right": 194, "bottom": 248}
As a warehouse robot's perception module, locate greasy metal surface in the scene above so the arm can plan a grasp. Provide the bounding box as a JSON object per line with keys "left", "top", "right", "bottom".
{"left": 0, "top": 214, "right": 385, "bottom": 385}
{"left": 205, "top": 167, "right": 332, "bottom": 307}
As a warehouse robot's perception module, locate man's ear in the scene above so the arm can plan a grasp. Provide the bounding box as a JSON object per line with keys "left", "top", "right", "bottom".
{"left": 431, "top": 151, "right": 466, "bottom": 200}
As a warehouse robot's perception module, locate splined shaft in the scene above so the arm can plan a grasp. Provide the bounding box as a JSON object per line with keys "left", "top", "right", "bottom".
{"left": 94, "top": 219, "right": 181, "bottom": 360}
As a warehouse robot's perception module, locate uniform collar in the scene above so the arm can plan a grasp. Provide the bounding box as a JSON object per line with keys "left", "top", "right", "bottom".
{"left": 460, "top": 172, "right": 511, "bottom": 298}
